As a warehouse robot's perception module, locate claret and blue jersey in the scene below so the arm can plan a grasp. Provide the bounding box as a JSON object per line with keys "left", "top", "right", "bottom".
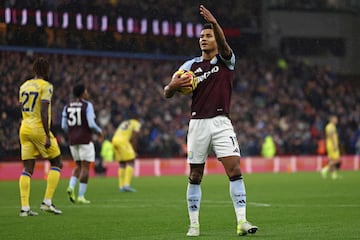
{"left": 61, "top": 99, "right": 102, "bottom": 145}
{"left": 178, "top": 52, "right": 235, "bottom": 119}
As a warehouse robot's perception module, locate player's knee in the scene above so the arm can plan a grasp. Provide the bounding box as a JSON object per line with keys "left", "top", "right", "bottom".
{"left": 23, "top": 168, "right": 34, "bottom": 176}
{"left": 188, "top": 172, "right": 203, "bottom": 184}
{"left": 22, "top": 160, "right": 35, "bottom": 175}
{"left": 188, "top": 176, "right": 202, "bottom": 185}
{"left": 335, "top": 162, "right": 342, "bottom": 169}
{"left": 57, "top": 161, "right": 63, "bottom": 169}
{"left": 127, "top": 160, "right": 135, "bottom": 167}
{"left": 119, "top": 161, "right": 126, "bottom": 168}
{"left": 81, "top": 171, "right": 89, "bottom": 180}
{"left": 188, "top": 163, "right": 204, "bottom": 184}
{"left": 81, "top": 165, "right": 90, "bottom": 173}
{"left": 49, "top": 156, "right": 63, "bottom": 169}
{"left": 229, "top": 174, "right": 243, "bottom": 182}
{"left": 226, "top": 165, "right": 242, "bottom": 179}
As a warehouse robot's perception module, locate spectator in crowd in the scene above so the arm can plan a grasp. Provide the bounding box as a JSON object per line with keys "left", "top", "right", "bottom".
{"left": 0, "top": 50, "right": 359, "bottom": 161}
{"left": 321, "top": 115, "right": 341, "bottom": 179}
{"left": 2, "top": 0, "right": 260, "bottom": 55}
{"left": 261, "top": 135, "right": 276, "bottom": 158}
{"left": 352, "top": 124, "right": 360, "bottom": 155}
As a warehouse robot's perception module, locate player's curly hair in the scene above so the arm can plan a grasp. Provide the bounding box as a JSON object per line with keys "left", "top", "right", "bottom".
{"left": 73, "top": 84, "right": 85, "bottom": 98}
{"left": 202, "top": 23, "right": 213, "bottom": 30}
{"left": 33, "top": 57, "right": 49, "bottom": 79}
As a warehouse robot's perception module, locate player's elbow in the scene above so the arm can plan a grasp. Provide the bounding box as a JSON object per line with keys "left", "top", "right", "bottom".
{"left": 163, "top": 86, "right": 174, "bottom": 98}
{"left": 164, "top": 92, "right": 172, "bottom": 98}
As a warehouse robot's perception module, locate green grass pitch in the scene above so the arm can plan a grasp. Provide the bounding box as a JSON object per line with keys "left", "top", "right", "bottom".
{"left": 1, "top": 171, "right": 360, "bottom": 239}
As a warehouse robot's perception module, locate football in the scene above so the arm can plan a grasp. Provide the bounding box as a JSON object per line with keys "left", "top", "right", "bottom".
{"left": 173, "top": 69, "right": 198, "bottom": 95}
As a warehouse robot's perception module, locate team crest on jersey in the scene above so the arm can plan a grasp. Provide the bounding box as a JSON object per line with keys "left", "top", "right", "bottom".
{"left": 188, "top": 151, "right": 194, "bottom": 160}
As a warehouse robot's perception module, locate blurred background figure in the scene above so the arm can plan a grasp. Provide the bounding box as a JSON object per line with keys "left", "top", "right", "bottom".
{"left": 321, "top": 115, "right": 341, "bottom": 179}
{"left": 112, "top": 114, "right": 141, "bottom": 192}
{"left": 62, "top": 84, "right": 103, "bottom": 204}
{"left": 95, "top": 131, "right": 114, "bottom": 175}
{"left": 351, "top": 124, "right": 360, "bottom": 155}
{"left": 261, "top": 135, "right": 276, "bottom": 159}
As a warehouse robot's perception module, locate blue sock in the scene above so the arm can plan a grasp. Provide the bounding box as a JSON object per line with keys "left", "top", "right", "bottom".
{"left": 230, "top": 179, "right": 247, "bottom": 222}
{"left": 187, "top": 183, "right": 201, "bottom": 225}
{"left": 69, "top": 176, "right": 77, "bottom": 189}
{"left": 79, "top": 183, "right": 87, "bottom": 198}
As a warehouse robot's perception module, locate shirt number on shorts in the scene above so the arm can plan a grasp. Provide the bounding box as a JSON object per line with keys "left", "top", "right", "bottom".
{"left": 230, "top": 136, "right": 237, "bottom": 146}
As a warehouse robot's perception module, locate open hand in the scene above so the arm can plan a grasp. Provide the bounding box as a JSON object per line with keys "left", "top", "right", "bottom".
{"left": 199, "top": 5, "right": 217, "bottom": 24}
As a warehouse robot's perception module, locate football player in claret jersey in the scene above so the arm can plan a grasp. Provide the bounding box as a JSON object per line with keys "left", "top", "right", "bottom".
{"left": 112, "top": 116, "right": 141, "bottom": 192}
{"left": 19, "top": 57, "right": 63, "bottom": 216}
{"left": 164, "top": 5, "right": 258, "bottom": 237}
{"left": 321, "top": 115, "right": 341, "bottom": 179}
{"left": 61, "top": 84, "right": 102, "bottom": 204}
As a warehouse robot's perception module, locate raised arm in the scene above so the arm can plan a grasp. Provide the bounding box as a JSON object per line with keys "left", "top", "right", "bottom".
{"left": 199, "top": 5, "right": 232, "bottom": 59}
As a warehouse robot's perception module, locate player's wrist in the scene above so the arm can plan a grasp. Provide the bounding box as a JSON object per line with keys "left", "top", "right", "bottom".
{"left": 164, "top": 85, "right": 176, "bottom": 98}
{"left": 210, "top": 21, "right": 219, "bottom": 26}
{"left": 165, "top": 84, "right": 177, "bottom": 92}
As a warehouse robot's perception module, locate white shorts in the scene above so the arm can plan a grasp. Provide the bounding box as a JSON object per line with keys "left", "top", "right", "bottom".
{"left": 69, "top": 142, "right": 95, "bottom": 162}
{"left": 187, "top": 115, "right": 240, "bottom": 164}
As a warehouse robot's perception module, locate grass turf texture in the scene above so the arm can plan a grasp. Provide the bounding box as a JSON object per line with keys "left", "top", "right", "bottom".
{"left": 1, "top": 171, "right": 360, "bottom": 239}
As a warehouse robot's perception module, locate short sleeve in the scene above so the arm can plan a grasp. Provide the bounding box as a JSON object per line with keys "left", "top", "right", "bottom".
{"left": 219, "top": 52, "right": 235, "bottom": 70}
{"left": 133, "top": 120, "right": 141, "bottom": 132}
{"left": 41, "top": 82, "right": 53, "bottom": 102}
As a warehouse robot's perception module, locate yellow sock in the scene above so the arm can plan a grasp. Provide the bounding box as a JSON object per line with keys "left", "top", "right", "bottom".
{"left": 44, "top": 167, "right": 61, "bottom": 200}
{"left": 19, "top": 172, "right": 31, "bottom": 208}
{"left": 124, "top": 166, "right": 134, "bottom": 187}
{"left": 118, "top": 168, "right": 125, "bottom": 188}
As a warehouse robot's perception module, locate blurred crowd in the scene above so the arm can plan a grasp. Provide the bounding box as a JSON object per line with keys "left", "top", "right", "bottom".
{"left": 1, "top": 1, "right": 259, "bottom": 55}
{"left": 268, "top": 0, "right": 360, "bottom": 12}
{"left": 1, "top": 50, "right": 360, "bottom": 161}
{"left": 1, "top": 0, "right": 260, "bottom": 28}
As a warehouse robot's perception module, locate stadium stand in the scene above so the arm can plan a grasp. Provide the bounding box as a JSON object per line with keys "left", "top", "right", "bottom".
{"left": 0, "top": 50, "right": 359, "bottom": 160}
{"left": 0, "top": 0, "right": 259, "bottom": 55}
{"left": 0, "top": 1, "right": 359, "bottom": 160}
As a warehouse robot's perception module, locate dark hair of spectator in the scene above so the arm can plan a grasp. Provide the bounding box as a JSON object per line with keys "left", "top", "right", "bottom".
{"left": 33, "top": 57, "right": 49, "bottom": 79}
{"left": 126, "top": 109, "right": 138, "bottom": 119}
{"left": 73, "top": 84, "right": 85, "bottom": 98}
{"left": 202, "top": 23, "right": 213, "bottom": 30}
